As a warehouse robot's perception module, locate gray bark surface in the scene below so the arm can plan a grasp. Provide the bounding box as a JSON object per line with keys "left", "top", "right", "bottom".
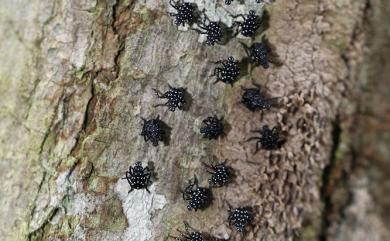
{"left": 0, "top": 0, "right": 388, "bottom": 241}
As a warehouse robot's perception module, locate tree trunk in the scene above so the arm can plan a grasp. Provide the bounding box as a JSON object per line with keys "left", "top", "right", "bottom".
{"left": 0, "top": 0, "right": 389, "bottom": 241}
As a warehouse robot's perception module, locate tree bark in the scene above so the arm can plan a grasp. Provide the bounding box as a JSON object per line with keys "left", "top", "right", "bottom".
{"left": 0, "top": 0, "right": 388, "bottom": 241}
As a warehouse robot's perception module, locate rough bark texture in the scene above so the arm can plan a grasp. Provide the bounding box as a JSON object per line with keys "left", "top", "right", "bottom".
{"left": 0, "top": 0, "right": 389, "bottom": 241}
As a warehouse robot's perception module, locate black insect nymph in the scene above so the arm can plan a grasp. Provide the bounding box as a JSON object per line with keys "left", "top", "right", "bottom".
{"left": 182, "top": 177, "right": 211, "bottom": 211}
{"left": 228, "top": 207, "right": 253, "bottom": 232}
{"left": 232, "top": 10, "right": 261, "bottom": 37}
{"left": 249, "top": 42, "right": 271, "bottom": 68}
{"left": 123, "top": 161, "right": 151, "bottom": 193}
{"left": 247, "top": 125, "right": 285, "bottom": 151}
{"left": 203, "top": 161, "right": 231, "bottom": 187}
{"left": 169, "top": 0, "right": 196, "bottom": 26}
{"left": 141, "top": 115, "right": 166, "bottom": 146}
{"left": 174, "top": 223, "right": 205, "bottom": 241}
{"left": 241, "top": 85, "right": 274, "bottom": 111}
{"left": 154, "top": 85, "right": 186, "bottom": 112}
{"left": 176, "top": 231, "right": 204, "bottom": 241}
{"left": 193, "top": 16, "right": 223, "bottom": 46}
{"left": 212, "top": 56, "right": 240, "bottom": 86}
{"left": 200, "top": 116, "right": 224, "bottom": 139}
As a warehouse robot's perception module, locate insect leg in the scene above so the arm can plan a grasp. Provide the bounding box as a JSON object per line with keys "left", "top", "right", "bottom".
{"left": 245, "top": 136, "right": 260, "bottom": 142}
{"left": 169, "top": 0, "right": 179, "bottom": 9}
{"left": 255, "top": 141, "right": 261, "bottom": 153}
{"left": 191, "top": 28, "right": 207, "bottom": 34}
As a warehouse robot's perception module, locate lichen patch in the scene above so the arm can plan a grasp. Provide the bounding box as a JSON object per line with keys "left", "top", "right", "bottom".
{"left": 115, "top": 178, "right": 167, "bottom": 241}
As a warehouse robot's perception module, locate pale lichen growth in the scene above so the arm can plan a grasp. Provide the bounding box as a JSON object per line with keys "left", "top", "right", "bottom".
{"left": 115, "top": 179, "right": 167, "bottom": 241}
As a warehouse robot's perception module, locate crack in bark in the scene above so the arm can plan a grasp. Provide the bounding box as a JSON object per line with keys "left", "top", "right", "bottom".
{"left": 317, "top": 1, "right": 372, "bottom": 240}
{"left": 27, "top": 207, "right": 59, "bottom": 241}
{"left": 37, "top": 88, "right": 65, "bottom": 157}
{"left": 70, "top": 0, "right": 137, "bottom": 155}
{"left": 28, "top": 172, "right": 47, "bottom": 230}
{"left": 111, "top": 0, "right": 137, "bottom": 81}
{"left": 319, "top": 115, "right": 342, "bottom": 241}
{"left": 69, "top": 71, "right": 97, "bottom": 156}
{"left": 27, "top": 2, "right": 142, "bottom": 239}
